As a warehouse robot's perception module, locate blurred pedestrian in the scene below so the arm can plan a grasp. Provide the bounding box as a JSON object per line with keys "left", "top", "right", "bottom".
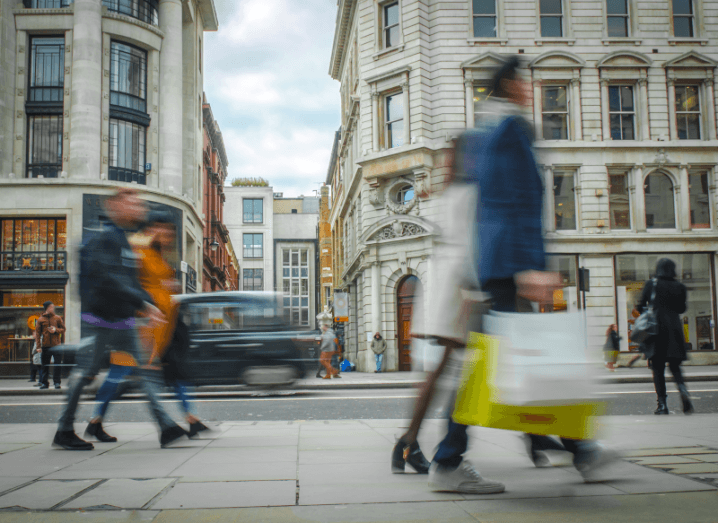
{"left": 53, "top": 188, "right": 187, "bottom": 451}
{"left": 603, "top": 324, "right": 620, "bottom": 372}
{"left": 371, "top": 332, "right": 387, "bottom": 373}
{"left": 319, "top": 324, "right": 339, "bottom": 379}
{"left": 30, "top": 342, "right": 42, "bottom": 384}
{"left": 36, "top": 301, "right": 65, "bottom": 389}
{"left": 636, "top": 258, "right": 693, "bottom": 415}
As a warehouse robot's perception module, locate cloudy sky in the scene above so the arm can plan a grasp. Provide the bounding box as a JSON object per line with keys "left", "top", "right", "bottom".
{"left": 203, "top": 0, "right": 340, "bottom": 197}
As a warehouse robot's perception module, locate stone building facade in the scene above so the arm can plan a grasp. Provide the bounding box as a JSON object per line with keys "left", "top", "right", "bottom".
{"left": 0, "top": 0, "right": 218, "bottom": 374}
{"left": 328, "top": 0, "right": 718, "bottom": 372}
{"left": 319, "top": 184, "right": 333, "bottom": 312}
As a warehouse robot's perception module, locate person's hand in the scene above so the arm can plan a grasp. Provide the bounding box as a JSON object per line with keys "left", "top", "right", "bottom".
{"left": 37, "top": 348, "right": 42, "bottom": 354}
{"left": 141, "top": 303, "right": 167, "bottom": 326}
{"left": 515, "top": 270, "right": 563, "bottom": 305}
{"left": 49, "top": 326, "right": 56, "bottom": 333}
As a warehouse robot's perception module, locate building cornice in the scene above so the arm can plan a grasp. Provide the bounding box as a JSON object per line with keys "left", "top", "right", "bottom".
{"left": 329, "top": 0, "right": 355, "bottom": 80}
{"left": 197, "top": 0, "right": 219, "bottom": 31}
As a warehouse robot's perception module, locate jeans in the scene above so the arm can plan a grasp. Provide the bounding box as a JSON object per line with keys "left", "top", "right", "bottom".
{"left": 375, "top": 353, "right": 384, "bottom": 372}
{"left": 40, "top": 346, "right": 63, "bottom": 385}
{"left": 59, "top": 322, "right": 177, "bottom": 433}
{"left": 651, "top": 356, "right": 685, "bottom": 398}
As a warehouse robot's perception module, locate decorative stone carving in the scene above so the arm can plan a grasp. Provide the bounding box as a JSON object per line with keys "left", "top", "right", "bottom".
{"left": 66, "top": 45, "right": 71, "bottom": 53}
{"left": 64, "top": 88, "right": 69, "bottom": 96}
{"left": 153, "top": 105, "right": 158, "bottom": 113}
{"left": 368, "top": 186, "right": 383, "bottom": 206}
{"left": 103, "top": 69, "right": 110, "bottom": 77}
{"left": 16, "top": 88, "right": 23, "bottom": 97}
{"left": 17, "top": 67, "right": 24, "bottom": 75}
{"left": 16, "top": 111, "right": 23, "bottom": 119}
{"left": 18, "top": 46, "right": 25, "bottom": 54}
{"left": 385, "top": 179, "right": 418, "bottom": 215}
{"left": 15, "top": 135, "right": 22, "bottom": 141}
{"left": 103, "top": 135, "right": 109, "bottom": 142}
{"left": 655, "top": 148, "right": 669, "bottom": 165}
{"left": 64, "top": 67, "right": 70, "bottom": 75}
{"left": 372, "top": 221, "right": 427, "bottom": 240}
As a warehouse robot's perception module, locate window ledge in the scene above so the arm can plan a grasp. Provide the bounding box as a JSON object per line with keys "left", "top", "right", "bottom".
{"left": 467, "top": 37, "right": 508, "bottom": 46}
{"left": 372, "top": 44, "right": 404, "bottom": 61}
{"left": 602, "top": 38, "right": 642, "bottom": 45}
{"left": 668, "top": 37, "right": 709, "bottom": 45}
{"left": 535, "top": 37, "right": 576, "bottom": 46}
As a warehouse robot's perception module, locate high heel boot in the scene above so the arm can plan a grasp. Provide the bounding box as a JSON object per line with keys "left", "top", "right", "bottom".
{"left": 678, "top": 384, "right": 694, "bottom": 414}
{"left": 654, "top": 396, "right": 670, "bottom": 415}
{"left": 391, "top": 438, "right": 431, "bottom": 474}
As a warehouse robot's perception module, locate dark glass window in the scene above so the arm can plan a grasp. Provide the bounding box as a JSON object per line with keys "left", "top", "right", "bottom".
{"left": 473, "top": 0, "right": 497, "bottom": 37}
{"left": 690, "top": 172, "right": 710, "bottom": 229}
{"left": 102, "top": 0, "right": 158, "bottom": 26}
{"left": 385, "top": 93, "right": 404, "bottom": 148}
{"left": 609, "top": 85, "right": 635, "bottom": 140}
{"left": 110, "top": 41, "right": 147, "bottom": 113}
{"left": 29, "top": 37, "right": 64, "bottom": 103}
{"left": 673, "top": 0, "right": 694, "bottom": 37}
{"left": 243, "top": 234, "right": 263, "bottom": 259}
{"left": 243, "top": 269, "right": 264, "bottom": 291}
{"left": 109, "top": 119, "right": 146, "bottom": 184}
{"left": 606, "top": 0, "right": 629, "bottom": 37}
{"left": 0, "top": 218, "right": 67, "bottom": 272}
{"left": 644, "top": 173, "right": 676, "bottom": 229}
{"left": 383, "top": 2, "right": 400, "bottom": 48}
{"left": 542, "top": 86, "right": 569, "bottom": 140}
{"left": 540, "top": 0, "right": 563, "bottom": 37}
{"left": 609, "top": 173, "right": 631, "bottom": 229}
{"left": 243, "top": 199, "right": 263, "bottom": 223}
{"left": 23, "top": 0, "right": 72, "bottom": 7}
{"left": 27, "top": 115, "right": 62, "bottom": 179}
{"left": 554, "top": 172, "right": 576, "bottom": 230}
{"left": 675, "top": 85, "right": 701, "bottom": 139}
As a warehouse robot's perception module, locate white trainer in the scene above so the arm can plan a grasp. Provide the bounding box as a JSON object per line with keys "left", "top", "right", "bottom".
{"left": 428, "top": 460, "right": 506, "bottom": 494}
{"left": 578, "top": 448, "right": 619, "bottom": 483}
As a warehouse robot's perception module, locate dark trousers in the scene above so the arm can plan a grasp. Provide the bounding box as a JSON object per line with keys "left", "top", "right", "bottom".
{"left": 651, "top": 356, "right": 685, "bottom": 398}
{"left": 30, "top": 365, "right": 39, "bottom": 381}
{"left": 40, "top": 347, "right": 63, "bottom": 385}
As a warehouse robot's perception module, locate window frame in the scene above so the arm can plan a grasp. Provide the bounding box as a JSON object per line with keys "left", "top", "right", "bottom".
{"left": 671, "top": 0, "right": 695, "bottom": 37}
{"left": 674, "top": 83, "right": 702, "bottom": 140}
{"left": 242, "top": 268, "right": 264, "bottom": 291}
{"left": 552, "top": 169, "right": 578, "bottom": 231}
{"left": 608, "top": 84, "right": 636, "bottom": 140}
{"left": 608, "top": 170, "right": 633, "bottom": 230}
{"left": 108, "top": 118, "right": 147, "bottom": 184}
{"left": 383, "top": 90, "right": 404, "bottom": 149}
{"left": 468, "top": 0, "right": 506, "bottom": 43}
{"left": 1, "top": 217, "right": 67, "bottom": 272}
{"left": 539, "top": 0, "right": 564, "bottom": 38}
{"left": 382, "top": 1, "right": 400, "bottom": 49}
{"left": 242, "top": 198, "right": 264, "bottom": 224}
{"left": 689, "top": 169, "right": 712, "bottom": 230}
{"left": 242, "top": 233, "right": 263, "bottom": 259}
{"left": 541, "top": 84, "right": 571, "bottom": 141}
{"left": 374, "top": 0, "right": 404, "bottom": 56}
{"left": 109, "top": 40, "right": 148, "bottom": 115}
{"left": 643, "top": 171, "right": 678, "bottom": 231}
{"left": 27, "top": 36, "right": 65, "bottom": 104}
{"left": 471, "top": 0, "right": 498, "bottom": 38}
{"left": 606, "top": 0, "right": 631, "bottom": 38}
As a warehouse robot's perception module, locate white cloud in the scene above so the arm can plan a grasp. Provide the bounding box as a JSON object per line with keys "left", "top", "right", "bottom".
{"left": 204, "top": 0, "right": 340, "bottom": 197}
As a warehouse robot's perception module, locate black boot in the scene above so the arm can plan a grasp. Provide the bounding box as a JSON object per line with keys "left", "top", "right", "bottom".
{"left": 160, "top": 425, "right": 188, "bottom": 448}
{"left": 188, "top": 420, "right": 211, "bottom": 439}
{"left": 678, "top": 384, "right": 694, "bottom": 414}
{"left": 85, "top": 421, "right": 118, "bottom": 442}
{"left": 392, "top": 439, "right": 431, "bottom": 474}
{"left": 654, "top": 397, "right": 670, "bottom": 415}
{"left": 53, "top": 430, "right": 94, "bottom": 450}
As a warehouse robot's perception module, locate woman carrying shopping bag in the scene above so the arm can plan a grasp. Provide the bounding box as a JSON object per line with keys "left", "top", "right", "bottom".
{"left": 604, "top": 324, "right": 620, "bottom": 372}
{"left": 636, "top": 258, "right": 693, "bottom": 415}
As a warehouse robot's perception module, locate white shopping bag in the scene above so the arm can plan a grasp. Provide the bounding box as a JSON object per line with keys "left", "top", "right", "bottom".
{"left": 482, "top": 311, "right": 600, "bottom": 406}
{"left": 410, "top": 338, "right": 445, "bottom": 372}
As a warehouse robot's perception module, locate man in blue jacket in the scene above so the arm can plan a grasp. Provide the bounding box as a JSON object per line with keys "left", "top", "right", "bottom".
{"left": 53, "top": 188, "right": 186, "bottom": 450}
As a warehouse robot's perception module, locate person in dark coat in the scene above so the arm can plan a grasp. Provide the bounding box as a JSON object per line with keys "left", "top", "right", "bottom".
{"left": 636, "top": 258, "right": 693, "bottom": 415}
{"left": 603, "top": 324, "right": 620, "bottom": 372}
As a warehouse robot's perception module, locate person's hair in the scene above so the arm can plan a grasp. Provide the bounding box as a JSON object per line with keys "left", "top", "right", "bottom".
{"left": 655, "top": 258, "right": 677, "bottom": 279}
{"left": 108, "top": 187, "right": 138, "bottom": 202}
{"left": 490, "top": 56, "right": 522, "bottom": 99}
{"left": 43, "top": 301, "right": 53, "bottom": 311}
{"left": 139, "top": 211, "right": 176, "bottom": 252}
{"left": 605, "top": 324, "right": 617, "bottom": 337}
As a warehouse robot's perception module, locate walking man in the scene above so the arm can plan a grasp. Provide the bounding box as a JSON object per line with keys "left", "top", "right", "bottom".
{"left": 36, "top": 301, "right": 65, "bottom": 390}
{"left": 370, "top": 332, "right": 386, "bottom": 373}
{"left": 53, "top": 188, "right": 187, "bottom": 451}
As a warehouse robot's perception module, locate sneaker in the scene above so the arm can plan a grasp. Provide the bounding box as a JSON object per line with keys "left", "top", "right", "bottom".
{"left": 85, "top": 421, "right": 118, "bottom": 443}
{"left": 188, "top": 420, "right": 211, "bottom": 439}
{"left": 39, "top": 383, "right": 49, "bottom": 390}
{"left": 577, "top": 447, "right": 618, "bottom": 483}
{"left": 160, "top": 425, "right": 188, "bottom": 448}
{"left": 428, "top": 460, "right": 505, "bottom": 494}
{"left": 53, "top": 430, "right": 94, "bottom": 450}
{"left": 54, "top": 384, "right": 61, "bottom": 390}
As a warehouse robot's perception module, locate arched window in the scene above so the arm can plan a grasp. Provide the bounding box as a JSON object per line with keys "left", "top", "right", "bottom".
{"left": 644, "top": 172, "right": 676, "bottom": 229}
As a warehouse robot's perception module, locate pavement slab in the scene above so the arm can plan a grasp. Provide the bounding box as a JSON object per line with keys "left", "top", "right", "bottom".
{"left": 0, "top": 479, "right": 99, "bottom": 510}
{"left": 0, "top": 443, "right": 36, "bottom": 454}
{"left": 626, "top": 455, "right": 704, "bottom": 465}
{"left": 150, "top": 480, "right": 297, "bottom": 509}
{"left": 0, "top": 477, "right": 37, "bottom": 496}
{"left": 62, "top": 478, "right": 175, "bottom": 510}
{"left": 650, "top": 463, "right": 718, "bottom": 474}
{"left": 0, "top": 512, "right": 159, "bottom": 523}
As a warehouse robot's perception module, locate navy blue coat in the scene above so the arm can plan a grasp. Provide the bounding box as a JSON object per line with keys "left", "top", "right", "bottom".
{"left": 459, "top": 116, "right": 545, "bottom": 285}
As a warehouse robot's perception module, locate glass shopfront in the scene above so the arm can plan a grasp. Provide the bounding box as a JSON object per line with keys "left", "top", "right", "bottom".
{"left": 542, "top": 255, "right": 578, "bottom": 313}
{"left": 615, "top": 253, "right": 714, "bottom": 352}
{"left": 0, "top": 289, "right": 64, "bottom": 362}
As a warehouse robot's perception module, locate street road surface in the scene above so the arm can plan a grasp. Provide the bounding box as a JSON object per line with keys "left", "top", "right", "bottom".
{"left": 0, "top": 382, "right": 717, "bottom": 423}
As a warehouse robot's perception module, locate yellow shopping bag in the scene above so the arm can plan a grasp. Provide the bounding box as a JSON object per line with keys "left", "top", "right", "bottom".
{"left": 453, "top": 332, "right": 605, "bottom": 440}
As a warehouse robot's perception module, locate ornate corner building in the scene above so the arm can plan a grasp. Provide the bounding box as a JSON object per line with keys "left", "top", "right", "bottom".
{"left": 328, "top": 0, "right": 718, "bottom": 372}
{"left": 0, "top": 0, "right": 218, "bottom": 375}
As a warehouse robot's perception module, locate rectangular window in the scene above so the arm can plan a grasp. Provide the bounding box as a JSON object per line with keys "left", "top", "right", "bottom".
{"left": 382, "top": 2, "right": 400, "bottom": 48}
{"left": 609, "top": 173, "right": 631, "bottom": 229}
{"left": 0, "top": 218, "right": 67, "bottom": 272}
{"left": 542, "top": 86, "right": 569, "bottom": 140}
{"left": 282, "top": 248, "right": 310, "bottom": 326}
{"left": 609, "top": 85, "right": 635, "bottom": 140}
{"left": 243, "top": 233, "right": 263, "bottom": 259}
{"left": 243, "top": 268, "right": 263, "bottom": 291}
{"left": 673, "top": 0, "right": 694, "bottom": 37}
{"left": 540, "top": 0, "right": 563, "bottom": 37}
{"left": 109, "top": 119, "right": 146, "bottom": 184}
{"left": 675, "top": 85, "right": 701, "bottom": 139}
{"left": 554, "top": 172, "right": 576, "bottom": 230}
{"left": 690, "top": 172, "right": 710, "bottom": 229}
{"left": 385, "top": 92, "right": 404, "bottom": 148}
{"left": 242, "top": 199, "right": 263, "bottom": 223}
{"left": 27, "top": 115, "right": 62, "bottom": 179}
{"left": 472, "top": 0, "right": 497, "bottom": 37}
{"left": 472, "top": 84, "right": 493, "bottom": 125}
{"left": 29, "top": 37, "right": 65, "bottom": 103}
{"left": 110, "top": 41, "right": 147, "bottom": 113}
{"left": 542, "top": 255, "right": 577, "bottom": 312}
{"left": 25, "top": 0, "right": 72, "bottom": 6}
{"left": 606, "top": 0, "right": 629, "bottom": 37}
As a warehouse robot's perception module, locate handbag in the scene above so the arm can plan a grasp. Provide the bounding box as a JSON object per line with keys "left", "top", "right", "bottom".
{"left": 631, "top": 278, "right": 658, "bottom": 344}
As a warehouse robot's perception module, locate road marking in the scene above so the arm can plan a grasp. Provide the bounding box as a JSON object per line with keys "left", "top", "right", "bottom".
{"left": 599, "top": 389, "right": 718, "bottom": 395}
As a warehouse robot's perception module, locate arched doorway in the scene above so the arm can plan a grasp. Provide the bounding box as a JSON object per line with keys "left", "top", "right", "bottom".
{"left": 397, "top": 275, "right": 421, "bottom": 371}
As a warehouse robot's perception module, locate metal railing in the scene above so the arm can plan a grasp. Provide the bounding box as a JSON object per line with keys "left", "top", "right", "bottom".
{"left": 23, "top": 0, "right": 72, "bottom": 8}
{"left": 1, "top": 251, "right": 67, "bottom": 272}
{"left": 109, "top": 167, "right": 146, "bottom": 185}
{"left": 110, "top": 91, "right": 147, "bottom": 113}
{"left": 28, "top": 87, "right": 63, "bottom": 103}
{"left": 27, "top": 164, "right": 61, "bottom": 179}
{"left": 102, "top": 0, "right": 159, "bottom": 26}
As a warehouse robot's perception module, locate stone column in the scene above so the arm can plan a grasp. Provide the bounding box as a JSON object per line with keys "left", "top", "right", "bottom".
{"left": 639, "top": 77, "right": 650, "bottom": 141}
{"left": 401, "top": 78, "right": 410, "bottom": 146}
{"left": 371, "top": 90, "right": 380, "bottom": 151}
{"left": 600, "top": 79, "right": 610, "bottom": 141}
{"left": 667, "top": 78, "right": 677, "bottom": 140}
{"left": 533, "top": 80, "right": 542, "bottom": 139}
{"left": 371, "top": 261, "right": 381, "bottom": 335}
{"left": 705, "top": 79, "right": 716, "bottom": 140}
{"left": 571, "top": 77, "right": 582, "bottom": 141}
{"left": 68, "top": 0, "right": 103, "bottom": 179}
{"left": 464, "top": 74, "right": 474, "bottom": 129}
{"left": 159, "top": 0, "right": 184, "bottom": 194}
{"left": 678, "top": 165, "right": 691, "bottom": 231}
{"left": 543, "top": 166, "right": 555, "bottom": 232}
{"left": 633, "top": 165, "right": 646, "bottom": 232}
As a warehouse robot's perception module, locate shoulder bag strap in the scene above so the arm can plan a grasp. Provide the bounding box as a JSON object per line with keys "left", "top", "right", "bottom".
{"left": 649, "top": 278, "right": 658, "bottom": 310}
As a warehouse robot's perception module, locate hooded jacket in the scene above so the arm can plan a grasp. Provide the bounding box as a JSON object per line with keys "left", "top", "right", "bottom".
{"left": 371, "top": 337, "right": 387, "bottom": 355}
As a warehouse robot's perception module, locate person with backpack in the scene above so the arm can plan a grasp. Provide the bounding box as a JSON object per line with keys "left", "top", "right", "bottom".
{"left": 54, "top": 188, "right": 187, "bottom": 451}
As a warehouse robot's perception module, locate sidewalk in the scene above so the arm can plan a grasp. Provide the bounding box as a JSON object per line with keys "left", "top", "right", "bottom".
{"left": 0, "top": 415, "right": 717, "bottom": 522}
{"left": 2, "top": 365, "right": 718, "bottom": 396}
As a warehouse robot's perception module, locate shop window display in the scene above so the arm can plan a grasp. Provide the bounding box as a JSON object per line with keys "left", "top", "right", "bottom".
{"left": 0, "top": 289, "right": 64, "bottom": 362}
{"left": 615, "top": 254, "right": 714, "bottom": 353}
{"left": 541, "top": 255, "right": 578, "bottom": 313}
